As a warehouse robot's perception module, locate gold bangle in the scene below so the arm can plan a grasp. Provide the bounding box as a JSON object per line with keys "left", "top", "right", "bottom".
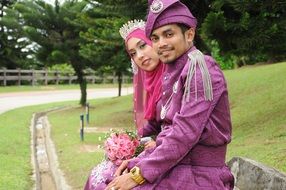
{"left": 130, "top": 166, "right": 146, "bottom": 184}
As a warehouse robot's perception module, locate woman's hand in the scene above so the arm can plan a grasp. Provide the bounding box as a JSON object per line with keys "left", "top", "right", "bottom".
{"left": 105, "top": 173, "right": 138, "bottom": 190}
{"left": 144, "top": 140, "right": 156, "bottom": 150}
{"left": 114, "top": 159, "right": 130, "bottom": 177}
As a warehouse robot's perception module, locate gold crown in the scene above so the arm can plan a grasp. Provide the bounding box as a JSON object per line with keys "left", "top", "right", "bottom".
{"left": 119, "top": 19, "right": 145, "bottom": 40}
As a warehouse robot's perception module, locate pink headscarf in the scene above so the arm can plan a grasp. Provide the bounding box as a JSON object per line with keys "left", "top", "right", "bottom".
{"left": 125, "top": 28, "right": 165, "bottom": 129}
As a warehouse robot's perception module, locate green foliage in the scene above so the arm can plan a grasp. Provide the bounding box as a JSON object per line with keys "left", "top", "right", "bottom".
{"left": 88, "top": 0, "right": 148, "bottom": 18}
{"left": 209, "top": 40, "right": 235, "bottom": 70}
{"left": 201, "top": 0, "right": 286, "bottom": 64}
{"left": 48, "top": 63, "right": 75, "bottom": 74}
{"left": 0, "top": 1, "right": 37, "bottom": 69}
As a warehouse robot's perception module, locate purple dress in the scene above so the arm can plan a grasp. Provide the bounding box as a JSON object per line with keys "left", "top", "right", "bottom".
{"left": 84, "top": 160, "right": 117, "bottom": 190}
{"left": 128, "top": 47, "right": 234, "bottom": 189}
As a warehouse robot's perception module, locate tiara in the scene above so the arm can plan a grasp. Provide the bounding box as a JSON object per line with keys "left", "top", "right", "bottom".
{"left": 119, "top": 19, "right": 145, "bottom": 40}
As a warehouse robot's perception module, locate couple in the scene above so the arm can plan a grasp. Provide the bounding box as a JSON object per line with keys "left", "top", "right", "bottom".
{"left": 85, "top": 0, "right": 234, "bottom": 189}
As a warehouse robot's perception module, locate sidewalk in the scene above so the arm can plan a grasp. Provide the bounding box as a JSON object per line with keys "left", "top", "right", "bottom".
{"left": 0, "top": 87, "right": 133, "bottom": 114}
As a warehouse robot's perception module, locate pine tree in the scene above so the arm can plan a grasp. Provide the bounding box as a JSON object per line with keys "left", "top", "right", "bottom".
{"left": 80, "top": 0, "right": 148, "bottom": 96}
{"left": 0, "top": 0, "right": 33, "bottom": 69}
{"left": 11, "top": 0, "right": 92, "bottom": 105}
{"left": 201, "top": 0, "right": 286, "bottom": 64}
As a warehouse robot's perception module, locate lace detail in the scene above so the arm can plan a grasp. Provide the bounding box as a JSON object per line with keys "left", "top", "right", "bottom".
{"left": 131, "top": 59, "right": 138, "bottom": 74}
{"left": 90, "top": 160, "right": 111, "bottom": 187}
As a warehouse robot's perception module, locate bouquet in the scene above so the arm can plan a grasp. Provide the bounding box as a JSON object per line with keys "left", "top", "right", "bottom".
{"left": 104, "top": 130, "right": 140, "bottom": 166}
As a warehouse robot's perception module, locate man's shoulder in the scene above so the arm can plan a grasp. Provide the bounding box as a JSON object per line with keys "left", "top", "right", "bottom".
{"left": 180, "top": 51, "right": 225, "bottom": 88}
{"left": 204, "top": 54, "right": 216, "bottom": 64}
{"left": 181, "top": 52, "right": 218, "bottom": 74}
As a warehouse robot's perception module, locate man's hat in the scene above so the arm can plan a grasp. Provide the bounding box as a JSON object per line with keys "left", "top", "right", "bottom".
{"left": 145, "top": 0, "right": 197, "bottom": 37}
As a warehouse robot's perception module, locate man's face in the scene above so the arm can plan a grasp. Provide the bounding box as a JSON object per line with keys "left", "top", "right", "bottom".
{"left": 150, "top": 24, "right": 195, "bottom": 64}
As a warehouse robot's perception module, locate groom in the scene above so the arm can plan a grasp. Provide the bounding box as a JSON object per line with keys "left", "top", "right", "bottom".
{"left": 106, "top": 0, "right": 234, "bottom": 189}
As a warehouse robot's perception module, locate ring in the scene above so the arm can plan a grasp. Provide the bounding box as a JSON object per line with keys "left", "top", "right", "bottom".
{"left": 111, "top": 187, "right": 116, "bottom": 190}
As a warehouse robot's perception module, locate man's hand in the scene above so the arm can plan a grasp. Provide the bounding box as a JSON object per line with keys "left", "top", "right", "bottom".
{"left": 105, "top": 173, "right": 138, "bottom": 190}
{"left": 144, "top": 140, "right": 156, "bottom": 150}
{"left": 114, "top": 159, "right": 130, "bottom": 177}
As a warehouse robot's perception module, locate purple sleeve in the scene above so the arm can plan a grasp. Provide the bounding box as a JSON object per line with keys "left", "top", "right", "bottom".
{"left": 136, "top": 72, "right": 226, "bottom": 183}
{"left": 139, "top": 119, "right": 161, "bottom": 137}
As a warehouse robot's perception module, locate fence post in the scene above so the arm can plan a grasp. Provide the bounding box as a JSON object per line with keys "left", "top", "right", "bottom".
{"left": 17, "top": 68, "right": 21, "bottom": 85}
{"left": 55, "top": 70, "right": 59, "bottom": 85}
{"left": 113, "top": 72, "right": 116, "bottom": 84}
{"left": 31, "top": 69, "right": 35, "bottom": 86}
{"left": 80, "top": 114, "right": 84, "bottom": 141}
{"left": 44, "top": 69, "right": 48, "bottom": 85}
{"left": 91, "top": 71, "right": 95, "bottom": 84}
{"left": 3, "top": 67, "right": 7, "bottom": 86}
{"left": 86, "top": 103, "right": 90, "bottom": 126}
{"left": 68, "top": 73, "right": 72, "bottom": 85}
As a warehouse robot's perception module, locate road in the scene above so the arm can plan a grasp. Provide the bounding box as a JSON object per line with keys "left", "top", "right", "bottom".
{"left": 0, "top": 87, "right": 133, "bottom": 114}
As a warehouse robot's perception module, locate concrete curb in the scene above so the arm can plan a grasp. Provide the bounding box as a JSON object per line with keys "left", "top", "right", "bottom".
{"left": 30, "top": 107, "right": 72, "bottom": 190}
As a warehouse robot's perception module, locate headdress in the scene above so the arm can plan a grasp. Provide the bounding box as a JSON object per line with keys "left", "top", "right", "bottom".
{"left": 145, "top": 0, "right": 197, "bottom": 37}
{"left": 119, "top": 20, "right": 150, "bottom": 75}
{"left": 119, "top": 20, "right": 146, "bottom": 41}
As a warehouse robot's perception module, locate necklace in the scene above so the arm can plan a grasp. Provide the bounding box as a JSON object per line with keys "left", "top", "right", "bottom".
{"left": 160, "top": 81, "right": 178, "bottom": 119}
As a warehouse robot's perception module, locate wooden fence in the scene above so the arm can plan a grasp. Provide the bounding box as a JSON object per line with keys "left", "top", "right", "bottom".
{"left": 0, "top": 68, "right": 132, "bottom": 86}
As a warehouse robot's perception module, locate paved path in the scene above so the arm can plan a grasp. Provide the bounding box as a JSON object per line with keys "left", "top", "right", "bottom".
{"left": 0, "top": 87, "right": 133, "bottom": 114}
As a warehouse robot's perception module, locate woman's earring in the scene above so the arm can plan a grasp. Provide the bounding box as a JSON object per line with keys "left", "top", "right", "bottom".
{"left": 131, "top": 59, "right": 138, "bottom": 74}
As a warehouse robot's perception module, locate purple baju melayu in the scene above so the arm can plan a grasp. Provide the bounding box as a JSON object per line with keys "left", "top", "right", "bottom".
{"left": 84, "top": 47, "right": 234, "bottom": 189}
{"left": 128, "top": 46, "right": 234, "bottom": 189}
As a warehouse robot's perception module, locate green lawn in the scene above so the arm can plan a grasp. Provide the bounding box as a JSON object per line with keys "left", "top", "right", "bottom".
{"left": 0, "top": 62, "right": 285, "bottom": 190}
{"left": 0, "top": 101, "right": 75, "bottom": 190}
{"left": 225, "top": 62, "right": 286, "bottom": 172}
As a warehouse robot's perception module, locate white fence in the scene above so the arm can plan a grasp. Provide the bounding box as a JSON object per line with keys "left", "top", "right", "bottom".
{"left": 0, "top": 68, "right": 131, "bottom": 86}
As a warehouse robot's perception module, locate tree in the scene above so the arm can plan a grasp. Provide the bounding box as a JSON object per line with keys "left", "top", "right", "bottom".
{"left": 11, "top": 0, "right": 92, "bottom": 105}
{"left": 181, "top": 0, "right": 212, "bottom": 54}
{"left": 80, "top": 0, "right": 148, "bottom": 96}
{"left": 0, "top": 0, "right": 34, "bottom": 69}
{"left": 201, "top": 0, "right": 286, "bottom": 65}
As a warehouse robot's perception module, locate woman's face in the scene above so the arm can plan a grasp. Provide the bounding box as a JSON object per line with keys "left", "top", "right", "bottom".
{"left": 127, "top": 37, "right": 160, "bottom": 72}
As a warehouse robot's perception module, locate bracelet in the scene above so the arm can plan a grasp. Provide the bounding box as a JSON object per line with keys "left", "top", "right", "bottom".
{"left": 130, "top": 166, "right": 146, "bottom": 184}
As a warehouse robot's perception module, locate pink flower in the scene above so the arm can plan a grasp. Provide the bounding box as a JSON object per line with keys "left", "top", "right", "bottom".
{"left": 103, "top": 131, "right": 140, "bottom": 166}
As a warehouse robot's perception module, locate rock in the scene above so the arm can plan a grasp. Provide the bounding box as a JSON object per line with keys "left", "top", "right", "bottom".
{"left": 228, "top": 157, "right": 286, "bottom": 190}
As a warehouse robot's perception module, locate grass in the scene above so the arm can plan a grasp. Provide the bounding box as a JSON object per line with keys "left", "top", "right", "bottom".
{"left": 48, "top": 95, "right": 134, "bottom": 190}
{"left": 224, "top": 62, "right": 286, "bottom": 172}
{"left": 0, "top": 83, "right": 131, "bottom": 93}
{"left": 0, "top": 101, "right": 75, "bottom": 190}
{"left": 0, "top": 62, "right": 285, "bottom": 189}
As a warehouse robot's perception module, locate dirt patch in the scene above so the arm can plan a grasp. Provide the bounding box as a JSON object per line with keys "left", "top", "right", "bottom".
{"left": 79, "top": 144, "right": 104, "bottom": 153}
{"left": 84, "top": 127, "right": 110, "bottom": 133}
{"left": 41, "top": 173, "right": 57, "bottom": 190}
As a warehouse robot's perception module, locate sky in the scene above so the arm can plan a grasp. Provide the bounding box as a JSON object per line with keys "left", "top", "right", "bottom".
{"left": 43, "top": 0, "right": 65, "bottom": 5}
